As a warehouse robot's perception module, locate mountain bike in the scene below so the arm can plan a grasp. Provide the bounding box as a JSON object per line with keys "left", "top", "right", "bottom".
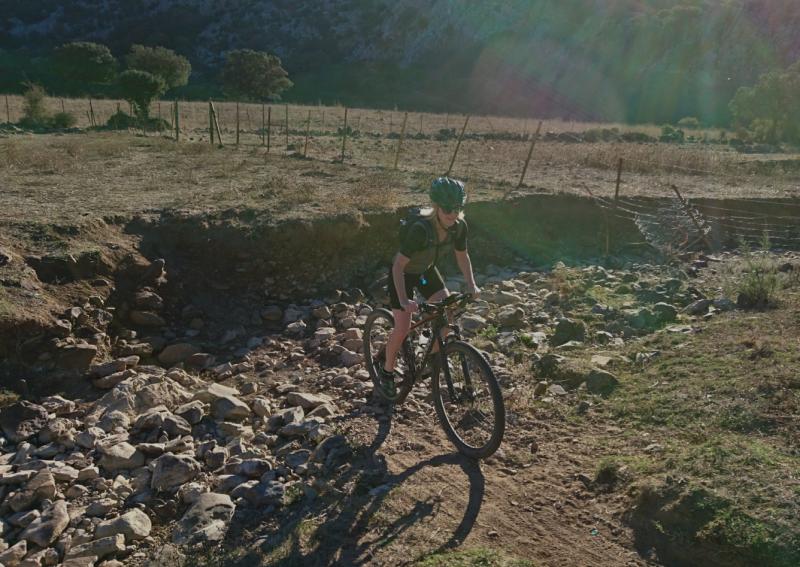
{"left": 363, "top": 293, "right": 505, "bottom": 459}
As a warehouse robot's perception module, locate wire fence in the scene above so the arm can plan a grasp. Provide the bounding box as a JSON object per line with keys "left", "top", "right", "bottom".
{"left": 3, "top": 93, "right": 800, "bottom": 252}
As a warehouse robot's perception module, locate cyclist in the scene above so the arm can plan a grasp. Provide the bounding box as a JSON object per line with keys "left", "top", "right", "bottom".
{"left": 378, "top": 176, "right": 481, "bottom": 398}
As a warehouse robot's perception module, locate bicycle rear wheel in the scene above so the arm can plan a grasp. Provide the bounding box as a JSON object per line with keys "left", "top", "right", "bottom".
{"left": 363, "top": 308, "right": 414, "bottom": 403}
{"left": 432, "top": 341, "right": 505, "bottom": 459}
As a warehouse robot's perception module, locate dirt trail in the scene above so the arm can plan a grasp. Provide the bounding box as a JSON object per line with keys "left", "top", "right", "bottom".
{"left": 345, "top": 403, "right": 646, "bottom": 566}
{"left": 221, "top": 381, "right": 650, "bottom": 567}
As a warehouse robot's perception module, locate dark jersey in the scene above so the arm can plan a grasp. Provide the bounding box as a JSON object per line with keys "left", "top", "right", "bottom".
{"left": 400, "top": 218, "right": 468, "bottom": 274}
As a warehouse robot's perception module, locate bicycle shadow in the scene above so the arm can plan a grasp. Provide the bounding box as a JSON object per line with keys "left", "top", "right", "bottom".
{"left": 221, "top": 406, "right": 486, "bottom": 566}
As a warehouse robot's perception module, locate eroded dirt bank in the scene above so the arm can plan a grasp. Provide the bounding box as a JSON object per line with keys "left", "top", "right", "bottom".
{"left": 0, "top": 195, "right": 798, "bottom": 566}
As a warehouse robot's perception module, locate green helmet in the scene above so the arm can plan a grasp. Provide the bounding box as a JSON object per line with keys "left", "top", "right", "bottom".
{"left": 430, "top": 177, "right": 466, "bottom": 210}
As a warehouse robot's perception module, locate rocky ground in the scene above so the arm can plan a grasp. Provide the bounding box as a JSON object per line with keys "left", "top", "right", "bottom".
{"left": 2, "top": 246, "right": 797, "bottom": 566}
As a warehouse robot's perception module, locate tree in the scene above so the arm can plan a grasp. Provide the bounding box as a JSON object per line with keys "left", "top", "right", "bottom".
{"left": 221, "top": 49, "right": 292, "bottom": 101}
{"left": 117, "top": 70, "right": 166, "bottom": 120}
{"left": 126, "top": 45, "right": 191, "bottom": 90}
{"left": 53, "top": 42, "right": 117, "bottom": 84}
{"left": 729, "top": 64, "right": 800, "bottom": 144}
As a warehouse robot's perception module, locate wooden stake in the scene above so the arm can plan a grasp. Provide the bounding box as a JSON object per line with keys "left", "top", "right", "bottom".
{"left": 88, "top": 98, "right": 95, "bottom": 127}
{"left": 157, "top": 101, "right": 161, "bottom": 121}
{"left": 60, "top": 98, "right": 65, "bottom": 113}
{"left": 174, "top": 100, "right": 180, "bottom": 141}
{"left": 389, "top": 113, "right": 393, "bottom": 134}
{"left": 236, "top": 102, "right": 240, "bottom": 146}
{"left": 210, "top": 102, "right": 223, "bottom": 147}
{"left": 614, "top": 158, "right": 623, "bottom": 199}
{"left": 304, "top": 110, "right": 311, "bottom": 157}
{"left": 446, "top": 115, "right": 470, "bottom": 176}
{"left": 671, "top": 184, "right": 714, "bottom": 250}
{"left": 209, "top": 101, "right": 215, "bottom": 146}
{"left": 444, "top": 113, "right": 449, "bottom": 129}
{"left": 321, "top": 109, "right": 325, "bottom": 130}
{"left": 267, "top": 106, "right": 271, "bottom": 153}
{"left": 284, "top": 104, "right": 289, "bottom": 149}
{"left": 515, "top": 120, "right": 543, "bottom": 190}
{"left": 394, "top": 112, "right": 409, "bottom": 170}
{"left": 340, "top": 107, "right": 348, "bottom": 162}
{"left": 261, "top": 104, "right": 266, "bottom": 146}
{"left": 419, "top": 113, "right": 423, "bottom": 134}
{"left": 4, "top": 95, "right": 9, "bottom": 124}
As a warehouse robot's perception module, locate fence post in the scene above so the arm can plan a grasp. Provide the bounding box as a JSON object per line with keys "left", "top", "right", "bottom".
{"left": 284, "top": 104, "right": 289, "bottom": 149}
{"left": 209, "top": 101, "right": 214, "bottom": 146}
{"left": 515, "top": 120, "right": 543, "bottom": 191}
{"left": 88, "top": 98, "right": 96, "bottom": 127}
{"left": 340, "top": 107, "right": 348, "bottom": 163}
{"left": 261, "top": 104, "right": 266, "bottom": 146}
{"left": 157, "top": 101, "right": 161, "bottom": 121}
{"left": 389, "top": 113, "right": 393, "bottom": 134}
{"left": 4, "top": 95, "right": 9, "bottom": 124}
{"left": 304, "top": 110, "right": 311, "bottom": 157}
{"left": 60, "top": 98, "right": 65, "bottom": 114}
{"left": 394, "top": 112, "right": 409, "bottom": 170}
{"left": 210, "top": 102, "right": 223, "bottom": 147}
{"left": 671, "top": 184, "right": 714, "bottom": 250}
{"left": 444, "top": 113, "right": 449, "bottom": 129}
{"left": 446, "top": 115, "right": 470, "bottom": 176}
{"left": 267, "top": 107, "right": 271, "bottom": 153}
{"left": 174, "top": 100, "right": 180, "bottom": 141}
{"left": 236, "top": 102, "right": 240, "bottom": 146}
{"left": 419, "top": 113, "right": 423, "bottom": 134}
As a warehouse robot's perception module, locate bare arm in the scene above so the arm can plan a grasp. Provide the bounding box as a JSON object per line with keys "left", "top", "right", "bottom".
{"left": 455, "top": 249, "right": 479, "bottom": 294}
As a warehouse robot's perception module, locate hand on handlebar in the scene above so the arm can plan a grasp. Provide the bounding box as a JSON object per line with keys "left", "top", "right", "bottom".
{"left": 401, "top": 299, "right": 419, "bottom": 314}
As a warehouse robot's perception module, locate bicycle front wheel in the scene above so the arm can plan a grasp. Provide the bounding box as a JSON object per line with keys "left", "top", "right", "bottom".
{"left": 363, "top": 308, "right": 414, "bottom": 403}
{"left": 432, "top": 341, "right": 505, "bottom": 459}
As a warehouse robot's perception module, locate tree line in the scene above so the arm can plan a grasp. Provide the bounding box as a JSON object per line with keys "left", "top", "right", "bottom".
{"left": 20, "top": 41, "right": 291, "bottom": 124}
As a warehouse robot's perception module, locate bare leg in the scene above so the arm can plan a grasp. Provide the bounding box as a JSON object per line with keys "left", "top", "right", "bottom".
{"left": 384, "top": 309, "right": 411, "bottom": 372}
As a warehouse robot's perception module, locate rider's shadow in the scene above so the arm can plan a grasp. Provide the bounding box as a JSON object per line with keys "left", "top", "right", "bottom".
{"left": 226, "top": 406, "right": 486, "bottom": 567}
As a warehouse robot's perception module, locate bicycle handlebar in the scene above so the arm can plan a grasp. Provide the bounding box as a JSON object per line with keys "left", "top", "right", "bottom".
{"left": 418, "top": 292, "right": 474, "bottom": 315}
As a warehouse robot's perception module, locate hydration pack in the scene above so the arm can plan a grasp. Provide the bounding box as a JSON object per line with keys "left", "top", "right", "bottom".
{"left": 399, "top": 207, "right": 434, "bottom": 248}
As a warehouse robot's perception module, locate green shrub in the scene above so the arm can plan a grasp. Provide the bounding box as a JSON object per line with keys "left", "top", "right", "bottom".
{"left": 19, "top": 83, "right": 50, "bottom": 128}
{"left": 728, "top": 236, "right": 779, "bottom": 309}
{"left": 660, "top": 125, "right": 685, "bottom": 143}
{"left": 50, "top": 111, "right": 77, "bottom": 128}
{"left": 105, "top": 110, "right": 137, "bottom": 130}
{"left": 677, "top": 116, "right": 701, "bottom": 129}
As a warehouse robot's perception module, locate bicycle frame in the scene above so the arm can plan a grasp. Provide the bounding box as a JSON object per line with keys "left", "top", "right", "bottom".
{"left": 401, "top": 296, "right": 471, "bottom": 401}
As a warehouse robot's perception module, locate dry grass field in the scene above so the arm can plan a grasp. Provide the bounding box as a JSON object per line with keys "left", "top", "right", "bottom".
{"left": 2, "top": 95, "right": 800, "bottom": 227}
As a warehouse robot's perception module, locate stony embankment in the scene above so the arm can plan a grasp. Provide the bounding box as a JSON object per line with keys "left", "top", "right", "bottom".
{"left": 0, "top": 246, "right": 798, "bottom": 565}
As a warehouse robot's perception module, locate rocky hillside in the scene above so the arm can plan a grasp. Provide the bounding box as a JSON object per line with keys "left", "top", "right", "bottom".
{"left": 3, "top": 1, "right": 800, "bottom": 122}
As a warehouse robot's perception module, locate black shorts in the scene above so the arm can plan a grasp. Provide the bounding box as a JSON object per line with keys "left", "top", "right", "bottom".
{"left": 387, "top": 266, "right": 445, "bottom": 310}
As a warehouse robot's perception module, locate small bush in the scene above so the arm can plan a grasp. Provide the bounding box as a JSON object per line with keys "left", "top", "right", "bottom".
{"left": 105, "top": 110, "right": 137, "bottom": 130}
{"left": 50, "top": 111, "right": 77, "bottom": 129}
{"left": 677, "top": 116, "right": 701, "bottom": 129}
{"left": 19, "top": 83, "right": 50, "bottom": 128}
{"left": 725, "top": 237, "right": 780, "bottom": 309}
{"left": 660, "top": 125, "right": 685, "bottom": 143}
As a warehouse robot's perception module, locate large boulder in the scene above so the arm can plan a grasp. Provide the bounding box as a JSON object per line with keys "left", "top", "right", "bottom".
{"left": 0, "top": 401, "right": 49, "bottom": 443}
{"left": 19, "top": 499, "right": 69, "bottom": 547}
{"left": 56, "top": 343, "right": 98, "bottom": 372}
{"left": 97, "top": 441, "right": 145, "bottom": 472}
{"left": 151, "top": 454, "right": 201, "bottom": 492}
{"left": 158, "top": 343, "right": 200, "bottom": 367}
{"left": 550, "top": 318, "right": 586, "bottom": 346}
{"left": 173, "top": 493, "right": 235, "bottom": 545}
{"left": 95, "top": 509, "right": 152, "bottom": 542}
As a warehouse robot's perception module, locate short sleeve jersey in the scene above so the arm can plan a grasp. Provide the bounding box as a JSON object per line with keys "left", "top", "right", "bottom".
{"left": 400, "top": 218, "right": 468, "bottom": 274}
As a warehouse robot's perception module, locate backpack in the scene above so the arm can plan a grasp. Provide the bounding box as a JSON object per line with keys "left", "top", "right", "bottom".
{"left": 399, "top": 207, "right": 435, "bottom": 249}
